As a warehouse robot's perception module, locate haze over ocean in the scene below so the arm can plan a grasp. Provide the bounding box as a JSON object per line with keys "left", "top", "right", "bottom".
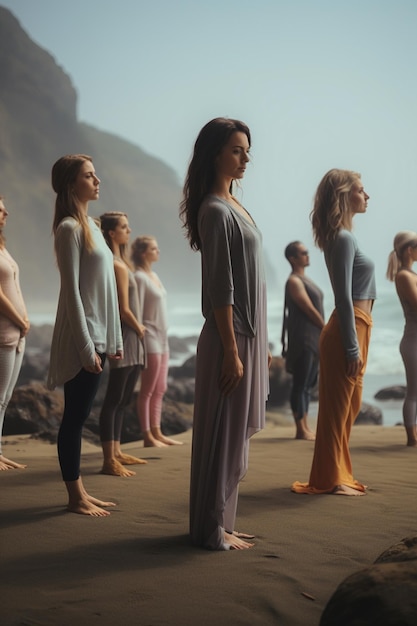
{"left": 4, "top": 0, "right": 412, "bottom": 426}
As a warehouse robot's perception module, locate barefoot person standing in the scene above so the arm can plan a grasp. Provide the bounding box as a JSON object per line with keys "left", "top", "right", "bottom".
{"left": 292, "top": 169, "right": 375, "bottom": 496}
{"left": 180, "top": 118, "right": 271, "bottom": 549}
{"left": 131, "top": 236, "right": 181, "bottom": 447}
{"left": 99, "top": 212, "right": 147, "bottom": 474}
{"left": 47, "top": 155, "right": 123, "bottom": 516}
{"left": 387, "top": 231, "right": 417, "bottom": 446}
{"left": 281, "top": 241, "right": 325, "bottom": 440}
{"left": 0, "top": 196, "right": 30, "bottom": 470}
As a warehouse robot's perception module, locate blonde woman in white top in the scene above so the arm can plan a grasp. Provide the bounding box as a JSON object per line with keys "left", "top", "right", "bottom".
{"left": 131, "top": 236, "right": 182, "bottom": 447}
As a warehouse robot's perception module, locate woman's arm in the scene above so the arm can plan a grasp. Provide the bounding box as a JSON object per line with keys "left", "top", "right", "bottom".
{"left": 0, "top": 285, "right": 30, "bottom": 336}
{"left": 396, "top": 271, "right": 417, "bottom": 309}
{"left": 328, "top": 232, "right": 362, "bottom": 376}
{"left": 114, "top": 261, "right": 145, "bottom": 338}
{"left": 287, "top": 276, "right": 325, "bottom": 329}
{"left": 213, "top": 305, "right": 244, "bottom": 396}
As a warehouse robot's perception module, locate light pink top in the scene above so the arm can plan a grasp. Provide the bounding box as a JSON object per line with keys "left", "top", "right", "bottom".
{"left": 0, "top": 247, "right": 26, "bottom": 348}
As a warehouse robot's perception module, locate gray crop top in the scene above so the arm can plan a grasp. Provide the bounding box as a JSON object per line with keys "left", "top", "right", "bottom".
{"left": 324, "top": 229, "right": 376, "bottom": 360}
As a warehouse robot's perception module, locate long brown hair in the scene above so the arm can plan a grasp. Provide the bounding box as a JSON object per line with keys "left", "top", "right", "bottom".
{"left": 51, "top": 154, "right": 95, "bottom": 252}
{"left": 310, "top": 168, "right": 361, "bottom": 250}
{"left": 179, "top": 117, "right": 251, "bottom": 251}
{"left": 100, "top": 211, "right": 132, "bottom": 268}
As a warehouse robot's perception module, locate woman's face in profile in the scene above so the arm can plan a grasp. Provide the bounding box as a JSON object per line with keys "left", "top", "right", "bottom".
{"left": 349, "top": 179, "right": 369, "bottom": 215}
{"left": 215, "top": 132, "right": 250, "bottom": 182}
{"left": 73, "top": 161, "right": 100, "bottom": 204}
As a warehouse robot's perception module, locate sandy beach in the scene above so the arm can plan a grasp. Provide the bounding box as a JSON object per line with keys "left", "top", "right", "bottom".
{"left": 1, "top": 416, "right": 416, "bottom": 626}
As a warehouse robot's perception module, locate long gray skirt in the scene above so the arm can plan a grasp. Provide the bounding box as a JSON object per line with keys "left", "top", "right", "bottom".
{"left": 189, "top": 297, "right": 269, "bottom": 550}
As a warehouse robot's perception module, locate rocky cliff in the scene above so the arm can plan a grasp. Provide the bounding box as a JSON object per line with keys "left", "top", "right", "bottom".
{"left": 0, "top": 7, "right": 199, "bottom": 306}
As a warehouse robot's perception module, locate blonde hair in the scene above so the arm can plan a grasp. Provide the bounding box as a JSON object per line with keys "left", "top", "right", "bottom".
{"left": 51, "top": 154, "right": 95, "bottom": 253}
{"left": 131, "top": 236, "right": 155, "bottom": 268}
{"left": 311, "top": 169, "right": 361, "bottom": 250}
{"left": 386, "top": 231, "right": 417, "bottom": 281}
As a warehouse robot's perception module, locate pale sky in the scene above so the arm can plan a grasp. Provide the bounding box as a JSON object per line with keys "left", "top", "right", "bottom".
{"left": 2, "top": 0, "right": 417, "bottom": 297}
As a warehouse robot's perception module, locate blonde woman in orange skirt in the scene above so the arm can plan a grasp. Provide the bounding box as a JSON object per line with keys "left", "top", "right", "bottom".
{"left": 292, "top": 169, "right": 375, "bottom": 496}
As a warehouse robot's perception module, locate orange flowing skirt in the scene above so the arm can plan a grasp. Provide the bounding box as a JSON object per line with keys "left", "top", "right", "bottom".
{"left": 292, "top": 307, "right": 372, "bottom": 494}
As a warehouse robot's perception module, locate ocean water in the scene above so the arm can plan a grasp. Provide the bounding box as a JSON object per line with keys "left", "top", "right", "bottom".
{"left": 28, "top": 284, "right": 407, "bottom": 427}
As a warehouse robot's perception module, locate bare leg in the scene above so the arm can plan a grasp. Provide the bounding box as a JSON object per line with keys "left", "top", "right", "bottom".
{"left": 100, "top": 440, "right": 135, "bottom": 477}
{"left": 0, "top": 454, "right": 27, "bottom": 470}
{"left": 65, "top": 476, "right": 116, "bottom": 516}
{"left": 151, "top": 425, "right": 183, "bottom": 446}
{"left": 294, "top": 414, "right": 315, "bottom": 441}
{"left": 142, "top": 429, "right": 168, "bottom": 448}
{"left": 405, "top": 426, "right": 417, "bottom": 447}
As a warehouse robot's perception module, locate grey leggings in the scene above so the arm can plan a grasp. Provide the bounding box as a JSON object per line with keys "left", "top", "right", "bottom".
{"left": 99, "top": 365, "right": 141, "bottom": 442}
{"left": 400, "top": 331, "right": 417, "bottom": 428}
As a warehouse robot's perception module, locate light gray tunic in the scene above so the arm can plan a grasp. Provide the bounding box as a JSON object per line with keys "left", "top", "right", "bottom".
{"left": 190, "top": 195, "right": 269, "bottom": 550}
{"left": 47, "top": 217, "right": 123, "bottom": 389}
{"left": 134, "top": 269, "right": 169, "bottom": 354}
{"left": 110, "top": 266, "right": 145, "bottom": 369}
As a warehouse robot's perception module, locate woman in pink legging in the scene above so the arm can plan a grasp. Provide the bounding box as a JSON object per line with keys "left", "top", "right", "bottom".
{"left": 131, "top": 236, "right": 182, "bottom": 447}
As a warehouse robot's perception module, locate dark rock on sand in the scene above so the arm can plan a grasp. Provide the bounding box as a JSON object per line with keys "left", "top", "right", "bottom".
{"left": 5, "top": 382, "right": 193, "bottom": 445}
{"left": 374, "top": 385, "right": 406, "bottom": 400}
{"left": 320, "top": 536, "right": 417, "bottom": 626}
{"left": 355, "top": 401, "right": 383, "bottom": 425}
{"left": 267, "top": 356, "right": 292, "bottom": 407}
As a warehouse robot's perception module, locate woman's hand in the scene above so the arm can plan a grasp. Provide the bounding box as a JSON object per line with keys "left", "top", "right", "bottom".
{"left": 219, "top": 349, "right": 244, "bottom": 396}
{"left": 346, "top": 356, "right": 363, "bottom": 378}
{"left": 84, "top": 352, "right": 104, "bottom": 374}
{"left": 108, "top": 350, "right": 123, "bottom": 361}
{"left": 138, "top": 324, "right": 146, "bottom": 340}
{"left": 20, "top": 318, "right": 30, "bottom": 337}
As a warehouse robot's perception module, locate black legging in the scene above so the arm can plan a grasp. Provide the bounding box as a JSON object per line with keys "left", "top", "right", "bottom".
{"left": 57, "top": 355, "right": 106, "bottom": 482}
{"left": 99, "top": 365, "right": 141, "bottom": 442}
{"left": 290, "top": 349, "right": 318, "bottom": 421}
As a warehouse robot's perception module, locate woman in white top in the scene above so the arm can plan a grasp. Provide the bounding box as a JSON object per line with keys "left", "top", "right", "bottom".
{"left": 0, "top": 196, "right": 30, "bottom": 470}
{"left": 131, "top": 236, "right": 181, "bottom": 447}
{"left": 47, "top": 154, "right": 123, "bottom": 516}
{"left": 387, "top": 231, "right": 417, "bottom": 446}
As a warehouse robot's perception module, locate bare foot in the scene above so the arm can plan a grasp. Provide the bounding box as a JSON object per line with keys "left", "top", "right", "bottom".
{"left": 144, "top": 438, "right": 168, "bottom": 448}
{"left": 407, "top": 439, "right": 417, "bottom": 447}
{"left": 295, "top": 431, "right": 316, "bottom": 441}
{"left": 155, "top": 434, "right": 183, "bottom": 446}
{"left": 233, "top": 531, "right": 256, "bottom": 539}
{"left": 0, "top": 455, "right": 27, "bottom": 470}
{"left": 67, "top": 498, "right": 112, "bottom": 517}
{"left": 115, "top": 453, "right": 147, "bottom": 465}
{"left": 101, "top": 459, "right": 136, "bottom": 477}
{"left": 224, "top": 532, "right": 254, "bottom": 550}
{"left": 85, "top": 493, "right": 116, "bottom": 508}
{"left": 331, "top": 484, "right": 366, "bottom": 496}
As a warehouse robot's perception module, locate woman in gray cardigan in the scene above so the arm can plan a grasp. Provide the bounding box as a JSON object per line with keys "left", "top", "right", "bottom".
{"left": 180, "top": 118, "right": 271, "bottom": 550}
{"left": 48, "top": 154, "right": 123, "bottom": 516}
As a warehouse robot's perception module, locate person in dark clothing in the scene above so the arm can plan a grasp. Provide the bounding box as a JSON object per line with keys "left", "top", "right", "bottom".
{"left": 282, "top": 241, "right": 325, "bottom": 440}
